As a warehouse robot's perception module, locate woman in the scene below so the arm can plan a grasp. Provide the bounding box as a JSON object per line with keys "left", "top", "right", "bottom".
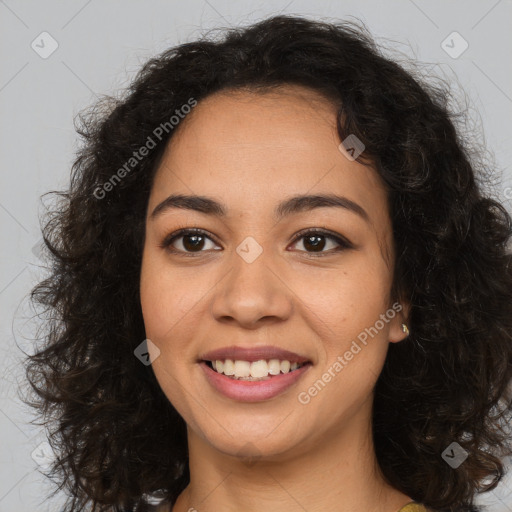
{"left": 23, "top": 14, "right": 512, "bottom": 512}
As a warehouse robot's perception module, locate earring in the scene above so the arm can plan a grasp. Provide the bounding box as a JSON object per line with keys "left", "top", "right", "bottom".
{"left": 401, "top": 323, "right": 409, "bottom": 336}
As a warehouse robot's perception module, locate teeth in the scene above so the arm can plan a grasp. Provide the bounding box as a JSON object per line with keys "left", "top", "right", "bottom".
{"left": 234, "top": 360, "right": 251, "bottom": 378}
{"left": 249, "top": 360, "right": 268, "bottom": 378}
{"left": 268, "top": 359, "right": 281, "bottom": 375}
{"left": 223, "top": 359, "right": 234, "bottom": 375}
{"left": 209, "top": 358, "right": 306, "bottom": 379}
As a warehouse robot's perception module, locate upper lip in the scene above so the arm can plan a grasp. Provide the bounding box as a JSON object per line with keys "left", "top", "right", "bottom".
{"left": 199, "top": 345, "right": 311, "bottom": 364}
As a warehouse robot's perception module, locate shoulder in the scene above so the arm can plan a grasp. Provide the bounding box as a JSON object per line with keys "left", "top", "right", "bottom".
{"left": 397, "top": 503, "right": 431, "bottom": 512}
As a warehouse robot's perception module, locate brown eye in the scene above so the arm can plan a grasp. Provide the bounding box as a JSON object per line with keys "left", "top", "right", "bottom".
{"left": 160, "top": 229, "right": 220, "bottom": 254}
{"left": 289, "top": 229, "right": 352, "bottom": 255}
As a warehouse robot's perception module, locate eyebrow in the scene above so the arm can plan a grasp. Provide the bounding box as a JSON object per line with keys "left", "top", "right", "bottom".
{"left": 150, "top": 193, "right": 371, "bottom": 224}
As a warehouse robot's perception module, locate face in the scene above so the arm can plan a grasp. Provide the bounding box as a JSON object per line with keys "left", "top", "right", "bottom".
{"left": 139, "top": 85, "right": 409, "bottom": 462}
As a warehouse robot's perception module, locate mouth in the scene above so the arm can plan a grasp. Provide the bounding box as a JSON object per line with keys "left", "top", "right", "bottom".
{"left": 201, "top": 358, "right": 312, "bottom": 381}
{"left": 197, "top": 345, "right": 313, "bottom": 401}
{"left": 199, "top": 358, "right": 313, "bottom": 402}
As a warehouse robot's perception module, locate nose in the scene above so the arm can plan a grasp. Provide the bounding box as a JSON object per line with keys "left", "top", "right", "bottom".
{"left": 210, "top": 248, "right": 293, "bottom": 329}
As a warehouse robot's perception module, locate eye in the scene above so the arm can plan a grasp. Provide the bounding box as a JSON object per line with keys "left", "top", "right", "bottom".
{"left": 160, "top": 227, "right": 352, "bottom": 256}
{"left": 159, "top": 228, "right": 220, "bottom": 255}
{"left": 289, "top": 228, "right": 352, "bottom": 255}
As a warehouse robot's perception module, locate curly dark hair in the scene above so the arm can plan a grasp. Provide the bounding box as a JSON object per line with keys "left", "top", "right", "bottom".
{"left": 20, "top": 14, "right": 512, "bottom": 512}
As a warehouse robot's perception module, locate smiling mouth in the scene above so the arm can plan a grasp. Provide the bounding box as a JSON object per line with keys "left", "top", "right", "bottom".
{"left": 202, "top": 359, "right": 312, "bottom": 381}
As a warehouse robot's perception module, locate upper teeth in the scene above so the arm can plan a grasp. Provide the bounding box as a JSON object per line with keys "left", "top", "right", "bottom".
{"left": 211, "top": 359, "right": 304, "bottom": 378}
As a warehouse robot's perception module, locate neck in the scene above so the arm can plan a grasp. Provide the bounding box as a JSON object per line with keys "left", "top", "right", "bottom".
{"left": 171, "top": 397, "right": 411, "bottom": 512}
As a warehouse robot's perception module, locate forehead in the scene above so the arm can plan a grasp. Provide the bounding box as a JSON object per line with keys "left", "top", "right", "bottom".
{"left": 149, "top": 85, "right": 389, "bottom": 228}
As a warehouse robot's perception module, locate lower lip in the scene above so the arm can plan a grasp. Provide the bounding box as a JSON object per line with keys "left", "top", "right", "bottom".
{"left": 199, "top": 361, "right": 312, "bottom": 402}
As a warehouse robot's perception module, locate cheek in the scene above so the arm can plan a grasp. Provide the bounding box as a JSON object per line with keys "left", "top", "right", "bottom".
{"left": 139, "top": 251, "right": 180, "bottom": 345}
{"left": 140, "top": 263, "right": 165, "bottom": 339}
{"left": 140, "top": 250, "right": 184, "bottom": 335}
{"left": 140, "top": 258, "right": 192, "bottom": 407}
{"left": 302, "top": 266, "right": 389, "bottom": 331}
{"left": 140, "top": 251, "right": 211, "bottom": 362}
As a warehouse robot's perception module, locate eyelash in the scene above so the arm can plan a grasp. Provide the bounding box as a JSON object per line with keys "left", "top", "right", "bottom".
{"left": 159, "top": 226, "right": 353, "bottom": 257}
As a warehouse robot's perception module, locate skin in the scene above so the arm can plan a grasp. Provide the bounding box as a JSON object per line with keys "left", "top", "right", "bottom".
{"left": 140, "top": 84, "right": 413, "bottom": 512}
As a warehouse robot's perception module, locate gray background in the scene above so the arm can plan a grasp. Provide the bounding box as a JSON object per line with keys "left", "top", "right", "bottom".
{"left": 1, "top": 0, "right": 511, "bottom": 510}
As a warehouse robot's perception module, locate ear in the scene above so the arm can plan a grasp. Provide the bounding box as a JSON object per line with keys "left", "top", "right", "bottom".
{"left": 388, "top": 299, "right": 411, "bottom": 344}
